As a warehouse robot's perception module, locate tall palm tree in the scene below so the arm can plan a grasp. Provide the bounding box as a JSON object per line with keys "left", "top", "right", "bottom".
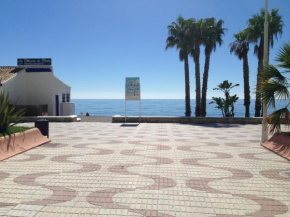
{"left": 260, "top": 42, "right": 290, "bottom": 132}
{"left": 188, "top": 18, "right": 205, "bottom": 117}
{"left": 247, "top": 8, "right": 283, "bottom": 117}
{"left": 230, "top": 30, "right": 251, "bottom": 117}
{"left": 166, "top": 16, "right": 192, "bottom": 116}
{"left": 201, "top": 18, "right": 226, "bottom": 117}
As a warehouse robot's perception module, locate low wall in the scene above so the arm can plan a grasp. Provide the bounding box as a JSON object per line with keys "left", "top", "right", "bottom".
{"left": 261, "top": 133, "right": 290, "bottom": 161}
{"left": 112, "top": 116, "right": 263, "bottom": 124}
{"left": 21, "top": 115, "right": 78, "bottom": 122}
{"left": 0, "top": 128, "right": 51, "bottom": 161}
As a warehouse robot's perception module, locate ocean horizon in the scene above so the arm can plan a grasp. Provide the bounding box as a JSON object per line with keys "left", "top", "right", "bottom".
{"left": 72, "top": 99, "right": 286, "bottom": 117}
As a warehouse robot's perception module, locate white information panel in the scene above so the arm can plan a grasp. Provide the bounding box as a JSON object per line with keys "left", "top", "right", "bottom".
{"left": 125, "top": 77, "right": 141, "bottom": 123}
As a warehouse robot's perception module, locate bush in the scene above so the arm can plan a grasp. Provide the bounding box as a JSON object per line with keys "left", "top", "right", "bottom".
{"left": 0, "top": 92, "right": 26, "bottom": 135}
{"left": 210, "top": 80, "right": 239, "bottom": 117}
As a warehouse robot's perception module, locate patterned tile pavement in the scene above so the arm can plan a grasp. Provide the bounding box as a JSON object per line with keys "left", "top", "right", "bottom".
{"left": 0, "top": 122, "right": 290, "bottom": 217}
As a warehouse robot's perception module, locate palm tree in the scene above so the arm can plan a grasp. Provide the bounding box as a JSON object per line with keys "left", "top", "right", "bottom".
{"left": 260, "top": 42, "right": 290, "bottom": 132}
{"left": 247, "top": 8, "right": 283, "bottom": 117}
{"left": 201, "top": 18, "right": 226, "bottom": 117}
{"left": 166, "top": 16, "right": 192, "bottom": 116}
{"left": 188, "top": 18, "right": 205, "bottom": 117}
{"left": 230, "top": 30, "right": 251, "bottom": 117}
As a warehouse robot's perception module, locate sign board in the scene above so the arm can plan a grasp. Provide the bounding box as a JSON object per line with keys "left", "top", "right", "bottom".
{"left": 17, "top": 58, "right": 52, "bottom": 66}
{"left": 125, "top": 77, "right": 140, "bottom": 100}
{"left": 125, "top": 77, "right": 141, "bottom": 123}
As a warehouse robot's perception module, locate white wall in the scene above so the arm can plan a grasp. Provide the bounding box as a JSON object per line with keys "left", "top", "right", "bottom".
{"left": 2, "top": 67, "right": 71, "bottom": 116}
{"left": 62, "top": 103, "right": 75, "bottom": 115}
{"left": 2, "top": 70, "right": 28, "bottom": 104}
{"left": 52, "top": 76, "right": 71, "bottom": 116}
{"left": 26, "top": 71, "right": 54, "bottom": 115}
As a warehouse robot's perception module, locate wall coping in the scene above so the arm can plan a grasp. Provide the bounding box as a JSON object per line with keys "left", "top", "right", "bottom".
{"left": 21, "top": 115, "right": 78, "bottom": 122}
{"left": 112, "top": 116, "right": 263, "bottom": 124}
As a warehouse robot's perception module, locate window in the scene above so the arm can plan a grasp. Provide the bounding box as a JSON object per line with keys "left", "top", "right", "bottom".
{"left": 62, "top": 94, "right": 65, "bottom": 102}
{"left": 66, "top": 93, "right": 70, "bottom": 102}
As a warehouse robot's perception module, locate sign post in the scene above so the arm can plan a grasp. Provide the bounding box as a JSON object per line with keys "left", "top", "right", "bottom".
{"left": 125, "top": 77, "right": 141, "bottom": 124}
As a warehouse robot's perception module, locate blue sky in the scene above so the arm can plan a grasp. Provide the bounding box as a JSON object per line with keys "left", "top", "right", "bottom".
{"left": 0, "top": 0, "right": 289, "bottom": 99}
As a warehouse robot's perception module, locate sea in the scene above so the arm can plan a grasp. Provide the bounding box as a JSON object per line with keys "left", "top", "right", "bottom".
{"left": 73, "top": 99, "right": 288, "bottom": 117}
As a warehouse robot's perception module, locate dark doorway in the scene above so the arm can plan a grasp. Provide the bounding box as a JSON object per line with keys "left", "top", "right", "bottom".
{"left": 55, "top": 95, "right": 59, "bottom": 116}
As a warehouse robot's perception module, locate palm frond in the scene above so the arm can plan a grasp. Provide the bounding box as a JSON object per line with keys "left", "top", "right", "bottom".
{"left": 230, "top": 30, "right": 249, "bottom": 60}
{"left": 268, "top": 106, "right": 290, "bottom": 133}
{"left": 261, "top": 79, "right": 289, "bottom": 108}
{"left": 262, "top": 64, "right": 287, "bottom": 82}
{"left": 276, "top": 42, "right": 290, "bottom": 71}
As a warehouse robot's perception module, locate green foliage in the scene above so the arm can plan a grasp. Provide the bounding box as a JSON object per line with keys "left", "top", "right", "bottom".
{"left": 276, "top": 42, "right": 290, "bottom": 70}
{"left": 165, "top": 16, "right": 193, "bottom": 61}
{"left": 202, "top": 18, "right": 226, "bottom": 53}
{"left": 246, "top": 8, "right": 284, "bottom": 117}
{"left": 0, "top": 92, "right": 26, "bottom": 135}
{"left": 166, "top": 16, "right": 193, "bottom": 116}
{"left": 267, "top": 106, "right": 290, "bottom": 133}
{"left": 247, "top": 8, "right": 283, "bottom": 50}
{"left": 166, "top": 16, "right": 226, "bottom": 117}
{"left": 260, "top": 42, "right": 290, "bottom": 133}
{"left": 282, "top": 132, "right": 290, "bottom": 136}
{"left": 0, "top": 126, "right": 31, "bottom": 137}
{"left": 210, "top": 80, "right": 239, "bottom": 117}
{"left": 230, "top": 30, "right": 250, "bottom": 60}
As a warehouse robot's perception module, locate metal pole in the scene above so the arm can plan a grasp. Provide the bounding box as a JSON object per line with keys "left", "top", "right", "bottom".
{"left": 125, "top": 83, "right": 127, "bottom": 124}
{"left": 139, "top": 100, "right": 141, "bottom": 124}
{"left": 139, "top": 83, "right": 141, "bottom": 124}
{"left": 262, "top": 0, "right": 269, "bottom": 142}
{"left": 125, "top": 99, "right": 127, "bottom": 124}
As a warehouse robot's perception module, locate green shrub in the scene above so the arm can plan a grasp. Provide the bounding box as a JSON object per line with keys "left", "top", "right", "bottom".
{"left": 0, "top": 126, "right": 31, "bottom": 137}
{"left": 210, "top": 80, "right": 239, "bottom": 117}
{"left": 0, "top": 92, "right": 26, "bottom": 135}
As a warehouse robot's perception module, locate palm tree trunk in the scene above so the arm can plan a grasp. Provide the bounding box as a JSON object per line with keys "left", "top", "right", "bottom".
{"left": 194, "top": 45, "right": 201, "bottom": 117}
{"left": 184, "top": 55, "right": 191, "bottom": 116}
{"left": 255, "top": 41, "right": 264, "bottom": 117}
{"left": 201, "top": 47, "right": 211, "bottom": 117}
{"left": 243, "top": 51, "right": 250, "bottom": 117}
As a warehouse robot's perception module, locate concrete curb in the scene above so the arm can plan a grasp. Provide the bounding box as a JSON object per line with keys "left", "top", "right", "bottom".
{"left": 112, "top": 116, "right": 263, "bottom": 124}
{"left": 21, "top": 115, "right": 78, "bottom": 122}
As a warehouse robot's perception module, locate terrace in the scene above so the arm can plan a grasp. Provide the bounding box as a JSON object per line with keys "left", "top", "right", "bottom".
{"left": 0, "top": 122, "right": 289, "bottom": 216}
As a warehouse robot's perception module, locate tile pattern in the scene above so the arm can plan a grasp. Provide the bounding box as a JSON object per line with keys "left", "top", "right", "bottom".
{"left": 0, "top": 122, "right": 289, "bottom": 217}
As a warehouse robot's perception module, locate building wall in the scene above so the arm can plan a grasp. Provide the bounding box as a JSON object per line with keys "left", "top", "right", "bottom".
{"left": 52, "top": 76, "right": 71, "bottom": 116}
{"left": 2, "top": 70, "right": 28, "bottom": 104}
{"left": 26, "top": 71, "right": 54, "bottom": 115}
{"left": 1, "top": 67, "right": 72, "bottom": 116}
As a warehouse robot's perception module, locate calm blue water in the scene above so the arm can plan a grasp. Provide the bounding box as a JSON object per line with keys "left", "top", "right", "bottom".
{"left": 72, "top": 99, "right": 287, "bottom": 117}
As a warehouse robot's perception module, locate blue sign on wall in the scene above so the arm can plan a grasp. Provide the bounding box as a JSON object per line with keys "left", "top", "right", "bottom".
{"left": 17, "top": 58, "right": 52, "bottom": 66}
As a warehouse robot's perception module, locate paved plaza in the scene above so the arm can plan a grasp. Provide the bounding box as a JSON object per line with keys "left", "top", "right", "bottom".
{"left": 0, "top": 122, "right": 289, "bottom": 217}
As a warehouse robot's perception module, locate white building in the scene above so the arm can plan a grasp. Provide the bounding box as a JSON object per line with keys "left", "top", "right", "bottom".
{"left": 0, "top": 58, "right": 75, "bottom": 116}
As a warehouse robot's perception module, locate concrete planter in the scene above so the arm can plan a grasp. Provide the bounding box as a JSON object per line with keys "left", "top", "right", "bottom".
{"left": 261, "top": 133, "right": 290, "bottom": 161}
{"left": 0, "top": 128, "right": 51, "bottom": 161}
